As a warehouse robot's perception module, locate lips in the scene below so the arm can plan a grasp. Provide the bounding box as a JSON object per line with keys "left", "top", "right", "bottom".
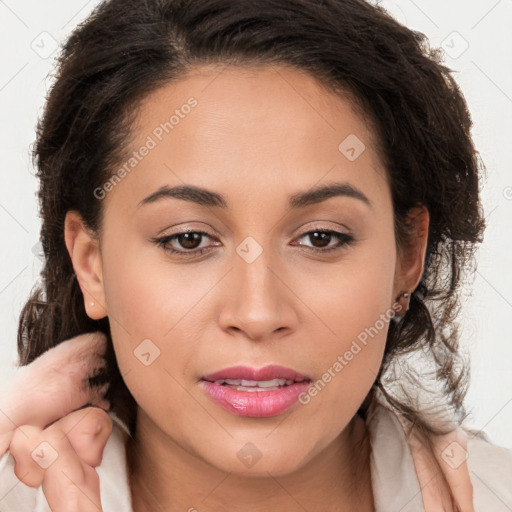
{"left": 201, "top": 364, "right": 310, "bottom": 383}
{"left": 199, "top": 365, "right": 312, "bottom": 417}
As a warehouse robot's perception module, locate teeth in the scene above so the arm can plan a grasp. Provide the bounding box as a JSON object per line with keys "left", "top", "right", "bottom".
{"left": 241, "top": 379, "right": 259, "bottom": 387}
{"left": 256, "top": 379, "right": 285, "bottom": 388}
{"left": 235, "top": 386, "right": 279, "bottom": 392}
{"left": 214, "top": 378, "right": 296, "bottom": 387}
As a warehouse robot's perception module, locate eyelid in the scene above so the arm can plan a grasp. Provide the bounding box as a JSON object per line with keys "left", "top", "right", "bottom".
{"left": 149, "top": 227, "right": 219, "bottom": 258}
{"left": 292, "top": 226, "right": 355, "bottom": 253}
{"left": 154, "top": 221, "right": 351, "bottom": 243}
{"left": 294, "top": 221, "right": 352, "bottom": 236}
{"left": 151, "top": 223, "right": 355, "bottom": 258}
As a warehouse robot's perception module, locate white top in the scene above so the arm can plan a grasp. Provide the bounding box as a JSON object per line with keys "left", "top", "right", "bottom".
{"left": 0, "top": 401, "right": 510, "bottom": 511}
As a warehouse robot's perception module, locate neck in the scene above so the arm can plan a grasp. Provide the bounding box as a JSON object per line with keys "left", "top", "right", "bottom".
{"left": 126, "top": 408, "right": 374, "bottom": 512}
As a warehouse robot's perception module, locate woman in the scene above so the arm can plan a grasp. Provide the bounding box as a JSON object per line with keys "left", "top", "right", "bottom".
{"left": 1, "top": 0, "right": 510, "bottom": 510}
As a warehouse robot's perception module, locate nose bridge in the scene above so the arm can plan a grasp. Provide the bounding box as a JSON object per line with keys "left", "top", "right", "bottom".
{"left": 234, "top": 234, "right": 280, "bottom": 307}
{"left": 218, "top": 233, "right": 297, "bottom": 340}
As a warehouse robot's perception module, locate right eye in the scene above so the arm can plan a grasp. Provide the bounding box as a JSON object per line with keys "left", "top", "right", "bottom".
{"left": 151, "top": 229, "right": 220, "bottom": 257}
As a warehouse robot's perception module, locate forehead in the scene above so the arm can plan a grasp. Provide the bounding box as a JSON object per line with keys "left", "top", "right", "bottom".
{"left": 104, "top": 64, "right": 389, "bottom": 213}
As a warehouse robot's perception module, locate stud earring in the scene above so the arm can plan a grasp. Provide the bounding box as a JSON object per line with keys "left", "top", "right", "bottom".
{"left": 89, "top": 302, "right": 95, "bottom": 307}
{"left": 392, "top": 291, "right": 411, "bottom": 322}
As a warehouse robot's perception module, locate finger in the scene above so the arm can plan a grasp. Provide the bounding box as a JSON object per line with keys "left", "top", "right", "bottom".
{"left": 47, "top": 407, "right": 113, "bottom": 467}
{"left": 0, "top": 430, "right": 14, "bottom": 456}
{"left": 41, "top": 331, "right": 110, "bottom": 415}
{"left": 10, "top": 419, "right": 106, "bottom": 511}
{"left": 9, "top": 407, "right": 112, "bottom": 487}
{"left": 10, "top": 424, "right": 46, "bottom": 487}
{"left": 11, "top": 332, "right": 110, "bottom": 430}
{"left": 42, "top": 438, "right": 104, "bottom": 512}
{"left": 13, "top": 381, "right": 110, "bottom": 435}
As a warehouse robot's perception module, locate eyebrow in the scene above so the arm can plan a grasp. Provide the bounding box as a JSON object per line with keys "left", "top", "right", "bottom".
{"left": 137, "top": 181, "right": 372, "bottom": 210}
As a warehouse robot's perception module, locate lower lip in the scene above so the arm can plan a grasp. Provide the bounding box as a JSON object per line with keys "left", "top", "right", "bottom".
{"left": 199, "top": 380, "right": 311, "bottom": 417}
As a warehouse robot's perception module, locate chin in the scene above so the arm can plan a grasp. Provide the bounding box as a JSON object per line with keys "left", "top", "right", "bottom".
{"left": 200, "top": 439, "right": 313, "bottom": 478}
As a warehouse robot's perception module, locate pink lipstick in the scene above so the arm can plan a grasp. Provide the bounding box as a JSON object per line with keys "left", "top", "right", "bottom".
{"left": 200, "top": 365, "right": 311, "bottom": 417}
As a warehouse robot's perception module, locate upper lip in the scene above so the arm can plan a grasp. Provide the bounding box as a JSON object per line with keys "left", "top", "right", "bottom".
{"left": 202, "top": 365, "right": 311, "bottom": 382}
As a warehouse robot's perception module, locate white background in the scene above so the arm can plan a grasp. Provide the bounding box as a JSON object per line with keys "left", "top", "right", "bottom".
{"left": 1, "top": 0, "right": 511, "bottom": 449}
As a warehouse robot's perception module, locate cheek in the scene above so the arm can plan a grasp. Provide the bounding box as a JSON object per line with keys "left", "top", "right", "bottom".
{"left": 296, "top": 231, "right": 396, "bottom": 411}
{"left": 299, "top": 232, "right": 396, "bottom": 345}
{"left": 99, "top": 231, "right": 216, "bottom": 414}
{"left": 100, "top": 226, "right": 212, "bottom": 340}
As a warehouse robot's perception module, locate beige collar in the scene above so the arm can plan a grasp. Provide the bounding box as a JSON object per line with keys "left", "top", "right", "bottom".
{"left": 367, "top": 400, "right": 474, "bottom": 512}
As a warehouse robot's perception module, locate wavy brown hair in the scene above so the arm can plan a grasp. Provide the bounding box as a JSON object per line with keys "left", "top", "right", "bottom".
{"left": 18, "top": 0, "right": 485, "bottom": 440}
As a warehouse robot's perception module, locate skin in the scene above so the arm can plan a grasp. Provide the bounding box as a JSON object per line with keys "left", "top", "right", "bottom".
{"left": 64, "top": 64, "right": 429, "bottom": 511}
{"left": 10, "top": 407, "right": 112, "bottom": 512}
{"left": 2, "top": 332, "right": 112, "bottom": 511}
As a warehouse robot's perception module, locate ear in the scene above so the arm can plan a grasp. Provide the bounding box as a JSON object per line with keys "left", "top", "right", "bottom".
{"left": 64, "top": 210, "right": 107, "bottom": 320}
{"left": 393, "top": 205, "right": 430, "bottom": 300}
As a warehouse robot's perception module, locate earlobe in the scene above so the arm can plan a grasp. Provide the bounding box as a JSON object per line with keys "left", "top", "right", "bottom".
{"left": 64, "top": 210, "right": 107, "bottom": 320}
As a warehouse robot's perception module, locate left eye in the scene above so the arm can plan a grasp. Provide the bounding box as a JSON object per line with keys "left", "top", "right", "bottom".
{"left": 152, "top": 229, "right": 354, "bottom": 256}
{"left": 293, "top": 230, "right": 354, "bottom": 253}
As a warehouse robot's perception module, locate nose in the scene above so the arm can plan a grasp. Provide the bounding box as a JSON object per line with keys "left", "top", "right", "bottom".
{"left": 217, "top": 243, "right": 298, "bottom": 342}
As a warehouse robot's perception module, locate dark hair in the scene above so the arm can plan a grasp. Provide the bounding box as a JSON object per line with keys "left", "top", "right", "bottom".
{"left": 18, "top": 0, "right": 485, "bottom": 440}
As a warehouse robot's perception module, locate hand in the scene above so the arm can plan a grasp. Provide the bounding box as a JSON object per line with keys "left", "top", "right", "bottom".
{"left": 9, "top": 406, "right": 113, "bottom": 512}
{"left": 0, "top": 331, "right": 110, "bottom": 456}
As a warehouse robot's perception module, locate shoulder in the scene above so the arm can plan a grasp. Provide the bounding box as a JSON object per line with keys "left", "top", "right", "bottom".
{"left": 367, "top": 399, "right": 512, "bottom": 511}
{"left": 465, "top": 430, "right": 512, "bottom": 510}
{"left": 366, "top": 400, "right": 426, "bottom": 511}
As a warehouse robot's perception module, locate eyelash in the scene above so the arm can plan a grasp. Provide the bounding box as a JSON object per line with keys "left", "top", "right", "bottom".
{"left": 151, "top": 227, "right": 355, "bottom": 257}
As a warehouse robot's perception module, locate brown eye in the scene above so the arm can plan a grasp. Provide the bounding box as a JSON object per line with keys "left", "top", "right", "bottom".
{"left": 307, "top": 231, "right": 332, "bottom": 248}
{"left": 293, "top": 229, "right": 355, "bottom": 253}
{"left": 175, "top": 232, "right": 203, "bottom": 250}
{"left": 152, "top": 230, "right": 218, "bottom": 256}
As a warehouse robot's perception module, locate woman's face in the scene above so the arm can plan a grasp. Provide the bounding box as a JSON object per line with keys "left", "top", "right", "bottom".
{"left": 73, "top": 64, "right": 423, "bottom": 475}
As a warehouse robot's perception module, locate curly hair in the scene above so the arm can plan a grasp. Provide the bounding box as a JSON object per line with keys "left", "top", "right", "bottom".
{"left": 17, "top": 0, "right": 485, "bottom": 441}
